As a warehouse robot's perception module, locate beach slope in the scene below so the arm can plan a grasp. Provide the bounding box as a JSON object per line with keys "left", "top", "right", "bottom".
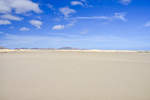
{"left": 0, "top": 50, "right": 150, "bottom": 100}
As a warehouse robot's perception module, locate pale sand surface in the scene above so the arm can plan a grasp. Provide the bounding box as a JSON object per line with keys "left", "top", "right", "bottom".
{"left": 0, "top": 50, "right": 150, "bottom": 100}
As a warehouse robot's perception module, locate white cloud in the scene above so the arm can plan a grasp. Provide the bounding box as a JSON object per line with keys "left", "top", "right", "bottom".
{"left": 75, "top": 16, "right": 109, "bottom": 20}
{"left": 52, "top": 25, "right": 65, "bottom": 30}
{"left": 52, "top": 20, "right": 76, "bottom": 30}
{"left": 71, "top": 1, "right": 83, "bottom": 6}
{"left": 59, "top": 7, "right": 76, "bottom": 17}
{"left": 0, "top": 14, "right": 22, "bottom": 21}
{"left": 114, "top": 13, "right": 127, "bottom": 22}
{"left": 0, "top": 0, "right": 11, "bottom": 13}
{"left": 73, "top": 12, "right": 127, "bottom": 22}
{"left": 0, "top": 0, "right": 42, "bottom": 14}
{"left": 20, "top": 27, "right": 30, "bottom": 31}
{"left": 0, "top": 20, "right": 11, "bottom": 25}
{"left": 120, "top": 0, "right": 131, "bottom": 5}
{"left": 145, "top": 21, "right": 150, "bottom": 27}
{"left": 29, "top": 20, "right": 42, "bottom": 29}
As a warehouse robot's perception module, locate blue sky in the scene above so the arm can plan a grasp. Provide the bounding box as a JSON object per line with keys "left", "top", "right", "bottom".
{"left": 0, "top": 0, "right": 150, "bottom": 50}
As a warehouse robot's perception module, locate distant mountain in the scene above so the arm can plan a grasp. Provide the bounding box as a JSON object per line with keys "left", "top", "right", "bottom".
{"left": 0, "top": 46, "right": 6, "bottom": 49}
{"left": 15, "top": 48, "right": 56, "bottom": 50}
{"left": 31, "top": 48, "right": 56, "bottom": 50}
{"left": 58, "top": 47, "right": 79, "bottom": 50}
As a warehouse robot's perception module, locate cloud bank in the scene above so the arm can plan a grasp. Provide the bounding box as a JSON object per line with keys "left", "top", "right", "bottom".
{"left": 0, "top": 0, "right": 42, "bottom": 14}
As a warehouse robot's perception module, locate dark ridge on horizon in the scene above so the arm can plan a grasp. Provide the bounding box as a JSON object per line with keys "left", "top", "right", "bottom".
{"left": 58, "top": 47, "right": 79, "bottom": 50}
{"left": 0, "top": 46, "right": 7, "bottom": 49}
{"left": 13, "top": 47, "right": 81, "bottom": 50}
{"left": 1, "top": 46, "right": 150, "bottom": 51}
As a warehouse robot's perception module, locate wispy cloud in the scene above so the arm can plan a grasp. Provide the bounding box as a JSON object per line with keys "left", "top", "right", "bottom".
{"left": 47, "top": 3, "right": 55, "bottom": 11}
{"left": 119, "top": 0, "right": 131, "bottom": 5}
{"left": 66, "top": 20, "right": 77, "bottom": 27}
{"left": 54, "top": 12, "right": 126, "bottom": 30}
{"left": 73, "top": 12, "right": 127, "bottom": 22}
{"left": 114, "top": 13, "right": 127, "bottom": 22}
{"left": 29, "top": 20, "right": 42, "bottom": 29}
{"left": 52, "top": 20, "right": 76, "bottom": 30}
{"left": 0, "top": 14, "right": 23, "bottom": 21}
{"left": 0, "top": 20, "right": 11, "bottom": 25}
{"left": 59, "top": 7, "right": 76, "bottom": 17}
{"left": 71, "top": 1, "right": 84, "bottom": 6}
{"left": 75, "top": 16, "right": 110, "bottom": 20}
{"left": 20, "top": 27, "right": 30, "bottom": 31}
{"left": 81, "top": 0, "right": 92, "bottom": 7}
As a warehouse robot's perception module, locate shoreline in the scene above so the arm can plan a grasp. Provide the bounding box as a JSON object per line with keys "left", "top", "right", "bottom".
{"left": 1, "top": 48, "right": 150, "bottom": 100}
{"left": 0, "top": 49, "right": 150, "bottom": 53}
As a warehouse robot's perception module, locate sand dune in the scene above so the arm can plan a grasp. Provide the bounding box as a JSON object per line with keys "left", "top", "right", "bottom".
{"left": 0, "top": 50, "right": 150, "bottom": 100}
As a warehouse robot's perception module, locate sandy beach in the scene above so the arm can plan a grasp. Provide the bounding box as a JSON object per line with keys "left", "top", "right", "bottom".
{"left": 0, "top": 50, "right": 150, "bottom": 100}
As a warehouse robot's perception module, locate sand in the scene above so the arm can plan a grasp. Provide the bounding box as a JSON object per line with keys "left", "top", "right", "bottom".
{"left": 0, "top": 50, "right": 150, "bottom": 100}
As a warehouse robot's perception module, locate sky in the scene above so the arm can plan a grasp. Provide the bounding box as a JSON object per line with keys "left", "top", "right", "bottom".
{"left": 0, "top": 0, "right": 150, "bottom": 50}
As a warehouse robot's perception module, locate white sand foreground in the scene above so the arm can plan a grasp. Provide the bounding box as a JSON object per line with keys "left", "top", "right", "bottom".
{"left": 0, "top": 50, "right": 150, "bottom": 100}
